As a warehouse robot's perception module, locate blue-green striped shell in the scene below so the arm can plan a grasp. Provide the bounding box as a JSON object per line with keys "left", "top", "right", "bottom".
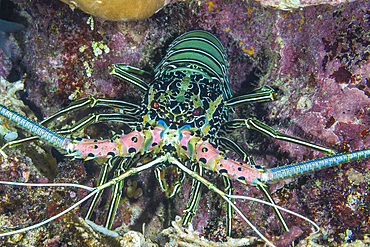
{"left": 140, "top": 31, "right": 232, "bottom": 137}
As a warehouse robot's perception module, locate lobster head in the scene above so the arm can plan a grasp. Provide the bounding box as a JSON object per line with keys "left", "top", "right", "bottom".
{"left": 141, "top": 68, "right": 228, "bottom": 138}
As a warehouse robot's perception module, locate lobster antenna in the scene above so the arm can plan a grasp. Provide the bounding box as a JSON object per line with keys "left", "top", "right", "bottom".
{"left": 0, "top": 104, "right": 70, "bottom": 150}
{"left": 0, "top": 182, "right": 97, "bottom": 237}
{"left": 221, "top": 194, "right": 276, "bottom": 247}
{"left": 230, "top": 194, "right": 320, "bottom": 234}
{"left": 0, "top": 180, "right": 94, "bottom": 191}
{"left": 0, "top": 156, "right": 165, "bottom": 237}
{"left": 169, "top": 156, "right": 277, "bottom": 247}
{"left": 262, "top": 148, "right": 370, "bottom": 183}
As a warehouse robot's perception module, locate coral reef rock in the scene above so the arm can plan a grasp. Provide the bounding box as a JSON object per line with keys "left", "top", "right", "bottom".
{"left": 255, "top": 0, "right": 357, "bottom": 10}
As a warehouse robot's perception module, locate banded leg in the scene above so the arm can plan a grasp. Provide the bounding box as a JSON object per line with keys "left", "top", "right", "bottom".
{"left": 85, "top": 160, "right": 113, "bottom": 224}
{"left": 181, "top": 161, "right": 236, "bottom": 237}
{"left": 41, "top": 96, "right": 141, "bottom": 126}
{"left": 57, "top": 113, "right": 138, "bottom": 136}
{"left": 86, "top": 152, "right": 152, "bottom": 231}
{"left": 225, "top": 86, "right": 276, "bottom": 108}
{"left": 181, "top": 162, "right": 203, "bottom": 227}
{"left": 85, "top": 155, "right": 138, "bottom": 234}
{"left": 155, "top": 165, "right": 185, "bottom": 198}
{"left": 104, "top": 162, "right": 125, "bottom": 229}
{"left": 223, "top": 118, "right": 335, "bottom": 155}
{"left": 109, "top": 64, "right": 151, "bottom": 92}
{"left": 1, "top": 97, "right": 141, "bottom": 150}
{"left": 223, "top": 176, "right": 234, "bottom": 236}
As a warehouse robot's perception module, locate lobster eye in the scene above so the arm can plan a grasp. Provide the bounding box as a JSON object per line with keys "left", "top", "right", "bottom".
{"left": 151, "top": 100, "right": 160, "bottom": 109}
{"left": 192, "top": 107, "right": 203, "bottom": 116}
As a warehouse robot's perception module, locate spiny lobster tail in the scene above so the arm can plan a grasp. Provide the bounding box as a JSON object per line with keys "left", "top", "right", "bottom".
{"left": 0, "top": 104, "right": 70, "bottom": 150}
{"left": 155, "top": 30, "right": 232, "bottom": 100}
{"left": 140, "top": 31, "right": 232, "bottom": 136}
{"left": 262, "top": 148, "right": 370, "bottom": 183}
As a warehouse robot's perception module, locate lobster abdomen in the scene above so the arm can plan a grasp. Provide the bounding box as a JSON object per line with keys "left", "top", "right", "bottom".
{"left": 140, "top": 31, "right": 232, "bottom": 137}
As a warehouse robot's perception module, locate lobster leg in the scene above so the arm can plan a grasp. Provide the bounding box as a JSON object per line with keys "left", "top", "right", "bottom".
{"left": 225, "top": 86, "right": 277, "bottom": 108}
{"left": 104, "top": 157, "right": 127, "bottom": 229}
{"left": 181, "top": 162, "right": 203, "bottom": 227}
{"left": 57, "top": 112, "right": 138, "bottom": 135}
{"left": 217, "top": 136, "right": 255, "bottom": 164}
{"left": 85, "top": 160, "right": 112, "bottom": 229}
{"left": 1, "top": 96, "right": 140, "bottom": 150}
{"left": 181, "top": 160, "right": 236, "bottom": 237}
{"left": 87, "top": 152, "right": 153, "bottom": 231}
{"left": 84, "top": 156, "right": 130, "bottom": 230}
{"left": 224, "top": 118, "right": 335, "bottom": 155}
{"left": 222, "top": 176, "right": 234, "bottom": 237}
{"left": 111, "top": 63, "right": 152, "bottom": 78}
{"left": 245, "top": 118, "right": 335, "bottom": 154}
{"left": 83, "top": 157, "right": 128, "bottom": 237}
{"left": 109, "top": 63, "right": 151, "bottom": 92}
{"left": 154, "top": 164, "right": 185, "bottom": 198}
{"left": 41, "top": 96, "right": 141, "bottom": 126}
{"left": 257, "top": 183, "right": 290, "bottom": 233}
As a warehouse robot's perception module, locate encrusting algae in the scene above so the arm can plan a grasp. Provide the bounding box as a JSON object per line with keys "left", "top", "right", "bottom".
{"left": 60, "top": 0, "right": 170, "bottom": 21}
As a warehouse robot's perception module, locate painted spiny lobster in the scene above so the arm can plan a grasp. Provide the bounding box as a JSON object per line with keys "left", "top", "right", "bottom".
{"left": 0, "top": 30, "right": 369, "bottom": 246}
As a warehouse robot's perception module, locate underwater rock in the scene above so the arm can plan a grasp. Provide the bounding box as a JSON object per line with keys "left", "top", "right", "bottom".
{"left": 0, "top": 19, "right": 23, "bottom": 57}
{"left": 255, "top": 0, "right": 356, "bottom": 11}
{"left": 0, "top": 76, "right": 25, "bottom": 110}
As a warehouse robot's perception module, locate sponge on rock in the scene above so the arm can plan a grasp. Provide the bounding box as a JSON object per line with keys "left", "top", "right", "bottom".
{"left": 60, "top": 0, "right": 167, "bottom": 21}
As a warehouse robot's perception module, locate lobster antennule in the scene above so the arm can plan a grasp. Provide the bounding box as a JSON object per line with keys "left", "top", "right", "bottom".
{"left": 0, "top": 180, "right": 97, "bottom": 237}
{"left": 261, "top": 148, "right": 370, "bottom": 183}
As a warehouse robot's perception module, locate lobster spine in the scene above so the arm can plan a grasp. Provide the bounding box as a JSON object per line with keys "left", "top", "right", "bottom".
{"left": 0, "top": 104, "right": 69, "bottom": 150}
{"left": 262, "top": 148, "right": 370, "bottom": 183}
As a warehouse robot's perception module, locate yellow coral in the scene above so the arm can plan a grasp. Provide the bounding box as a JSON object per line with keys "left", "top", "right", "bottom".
{"left": 241, "top": 46, "right": 254, "bottom": 55}
{"left": 60, "top": 0, "right": 167, "bottom": 21}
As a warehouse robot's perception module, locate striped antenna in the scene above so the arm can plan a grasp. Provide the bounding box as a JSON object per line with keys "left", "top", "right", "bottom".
{"left": 0, "top": 104, "right": 70, "bottom": 150}
{"left": 262, "top": 148, "right": 370, "bottom": 183}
